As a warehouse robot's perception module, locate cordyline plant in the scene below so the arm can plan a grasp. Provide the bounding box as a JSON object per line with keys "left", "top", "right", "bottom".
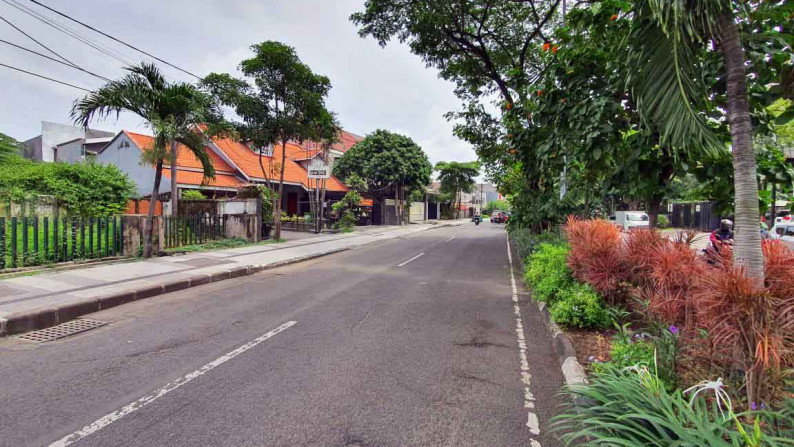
{"left": 564, "top": 216, "right": 629, "bottom": 305}
{"left": 693, "top": 239, "right": 794, "bottom": 407}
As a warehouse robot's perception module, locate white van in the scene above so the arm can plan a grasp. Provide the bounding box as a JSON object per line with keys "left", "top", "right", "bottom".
{"left": 772, "top": 222, "right": 794, "bottom": 250}
{"left": 613, "top": 211, "right": 650, "bottom": 230}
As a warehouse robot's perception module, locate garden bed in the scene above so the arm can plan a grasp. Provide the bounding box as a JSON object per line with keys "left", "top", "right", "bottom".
{"left": 511, "top": 220, "right": 794, "bottom": 445}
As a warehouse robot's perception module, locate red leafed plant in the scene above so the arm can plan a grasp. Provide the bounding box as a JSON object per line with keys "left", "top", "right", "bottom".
{"left": 565, "top": 216, "right": 628, "bottom": 305}
{"left": 693, "top": 253, "right": 794, "bottom": 406}
{"left": 648, "top": 241, "right": 704, "bottom": 329}
{"left": 624, "top": 228, "right": 668, "bottom": 287}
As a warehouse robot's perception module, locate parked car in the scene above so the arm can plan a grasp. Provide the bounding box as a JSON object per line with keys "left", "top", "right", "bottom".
{"left": 491, "top": 211, "right": 505, "bottom": 223}
{"left": 772, "top": 222, "right": 794, "bottom": 250}
{"left": 612, "top": 211, "right": 650, "bottom": 231}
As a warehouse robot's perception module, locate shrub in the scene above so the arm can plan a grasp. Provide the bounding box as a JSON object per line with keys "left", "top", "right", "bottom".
{"left": 181, "top": 190, "right": 206, "bottom": 200}
{"left": 693, "top": 264, "right": 791, "bottom": 407}
{"left": 524, "top": 242, "right": 572, "bottom": 304}
{"left": 657, "top": 214, "right": 670, "bottom": 228}
{"left": 554, "top": 367, "right": 793, "bottom": 447}
{"left": 549, "top": 283, "right": 609, "bottom": 329}
{"left": 624, "top": 227, "right": 668, "bottom": 286}
{"left": 565, "top": 216, "right": 628, "bottom": 304}
{"left": 592, "top": 337, "right": 655, "bottom": 373}
{"left": 0, "top": 156, "right": 135, "bottom": 216}
{"left": 648, "top": 241, "right": 704, "bottom": 328}
{"left": 511, "top": 227, "right": 563, "bottom": 260}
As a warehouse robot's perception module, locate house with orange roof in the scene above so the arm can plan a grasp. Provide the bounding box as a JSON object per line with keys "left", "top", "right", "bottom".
{"left": 96, "top": 130, "right": 354, "bottom": 217}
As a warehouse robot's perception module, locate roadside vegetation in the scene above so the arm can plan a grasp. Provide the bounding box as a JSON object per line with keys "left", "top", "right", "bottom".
{"left": 515, "top": 218, "right": 794, "bottom": 443}
{"left": 164, "top": 237, "right": 284, "bottom": 254}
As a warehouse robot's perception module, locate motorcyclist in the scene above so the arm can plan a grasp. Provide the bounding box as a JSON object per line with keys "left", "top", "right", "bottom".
{"left": 473, "top": 213, "right": 481, "bottom": 225}
{"left": 709, "top": 219, "right": 734, "bottom": 252}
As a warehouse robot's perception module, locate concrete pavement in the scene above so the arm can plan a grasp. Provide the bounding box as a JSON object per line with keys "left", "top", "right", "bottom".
{"left": 0, "top": 222, "right": 564, "bottom": 447}
{"left": 0, "top": 223, "right": 458, "bottom": 335}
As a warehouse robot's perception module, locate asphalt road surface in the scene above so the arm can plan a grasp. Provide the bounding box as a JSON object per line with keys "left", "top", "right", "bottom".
{"left": 0, "top": 222, "right": 564, "bottom": 447}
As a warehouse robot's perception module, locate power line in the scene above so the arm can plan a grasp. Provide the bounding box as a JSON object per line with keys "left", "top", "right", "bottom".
{"left": 0, "top": 38, "right": 111, "bottom": 81}
{"left": 0, "top": 61, "right": 89, "bottom": 91}
{"left": 2, "top": 0, "right": 136, "bottom": 67}
{"left": 26, "top": 0, "right": 201, "bottom": 80}
{"left": 0, "top": 13, "right": 75, "bottom": 66}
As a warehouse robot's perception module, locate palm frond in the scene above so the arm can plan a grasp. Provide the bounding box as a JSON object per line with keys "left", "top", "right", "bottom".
{"left": 628, "top": 0, "right": 725, "bottom": 154}
{"left": 177, "top": 130, "right": 215, "bottom": 181}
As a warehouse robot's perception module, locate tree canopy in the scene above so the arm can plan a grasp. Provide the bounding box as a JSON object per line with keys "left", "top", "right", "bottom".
{"left": 334, "top": 129, "right": 432, "bottom": 199}
{"left": 0, "top": 132, "right": 21, "bottom": 164}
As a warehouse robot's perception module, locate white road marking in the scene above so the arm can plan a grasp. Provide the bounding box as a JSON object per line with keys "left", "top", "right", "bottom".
{"left": 445, "top": 236, "right": 456, "bottom": 242}
{"left": 506, "top": 235, "right": 542, "bottom": 443}
{"left": 397, "top": 252, "right": 425, "bottom": 267}
{"left": 49, "top": 320, "right": 298, "bottom": 447}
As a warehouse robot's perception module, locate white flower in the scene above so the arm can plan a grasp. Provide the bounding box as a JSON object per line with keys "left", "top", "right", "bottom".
{"left": 684, "top": 378, "right": 732, "bottom": 419}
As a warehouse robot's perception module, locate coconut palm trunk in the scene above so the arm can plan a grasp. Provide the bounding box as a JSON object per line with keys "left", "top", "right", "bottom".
{"left": 144, "top": 158, "right": 164, "bottom": 258}
{"left": 169, "top": 140, "right": 178, "bottom": 217}
{"left": 716, "top": 12, "right": 764, "bottom": 282}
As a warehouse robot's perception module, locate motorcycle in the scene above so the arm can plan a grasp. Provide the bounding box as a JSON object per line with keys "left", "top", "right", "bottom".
{"left": 474, "top": 216, "right": 481, "bottom": 226}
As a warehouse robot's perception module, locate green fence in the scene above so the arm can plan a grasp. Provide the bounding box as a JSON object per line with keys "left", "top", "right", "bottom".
{"left": 0, "top": 216, "right": 124, "bottom": 269}
{"left": 164, "top": 214, "right": 228, "bottom": 248}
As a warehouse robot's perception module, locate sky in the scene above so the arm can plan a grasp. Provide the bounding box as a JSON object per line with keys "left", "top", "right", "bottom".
{"left": 0, "top": 0, "right": 477, "bottom": 165}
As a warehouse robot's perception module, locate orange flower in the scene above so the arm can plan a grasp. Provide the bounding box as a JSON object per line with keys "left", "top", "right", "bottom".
{"left": 610, "top": 14, "right": 618, "bottom": 20}
{"left": 506, "top": 102, "right": 513, "bottom": 110}
{"left": 537, "top": 90, "right": 544, "bottom": 96}
{"left": 542, "top": 42, "right": 550, "bottom": 51}
{"left": 509, "top": 149, "right": 516, "bottom": 155}
{"left": 561, "top": 98, "right": 567, "bottom": 103}
{"left": 552, "top": 46, "right": 558, "bottom": 53}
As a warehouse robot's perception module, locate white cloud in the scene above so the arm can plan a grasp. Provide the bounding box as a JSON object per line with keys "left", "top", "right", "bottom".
{"left": 0, "top": 0, "right": 476, "bottom": 164}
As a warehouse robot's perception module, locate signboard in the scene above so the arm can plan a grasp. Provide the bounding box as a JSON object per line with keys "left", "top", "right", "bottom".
{"left": 307, "top": 158, "right": 331, "bottom": 179}
{"left": 360, "top": 198, "right": 374, "bottom": 207}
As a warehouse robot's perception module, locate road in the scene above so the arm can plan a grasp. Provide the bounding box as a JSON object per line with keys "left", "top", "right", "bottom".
{"left": 0, "top": 222, "right": 564, "bottom": 447}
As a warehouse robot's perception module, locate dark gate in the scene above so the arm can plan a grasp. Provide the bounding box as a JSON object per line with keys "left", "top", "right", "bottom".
{"left": 670, "top": 201, "right": 720, "bottom": 231}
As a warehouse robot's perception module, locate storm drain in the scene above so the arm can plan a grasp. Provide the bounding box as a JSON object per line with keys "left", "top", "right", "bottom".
{"left": 16, "top": 319, "right": 107, "bottom": 342}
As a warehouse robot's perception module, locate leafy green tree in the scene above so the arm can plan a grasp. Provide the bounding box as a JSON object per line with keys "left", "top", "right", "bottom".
{"left": 72, "top": 62, "right": 226, "bottom": 257}
{"left": 203, "top": 41, "right": 338, "bottom": 240}
{"left": 483, "top": 199, "right": 509, "bottom": 215}
{"left": 332, "top": 189, "right": 362, "bottom": 230}
{"left": 0, "top": 133, "right": 21, "bottom": 164}
{"left": 435, "top": 161, "right": 479, "bottom": 219}
{"left": 0, "top": 156, "right": 135, "bottom": 216}
{"left": 334, "top": 129, "right": 432, "bottom": 225}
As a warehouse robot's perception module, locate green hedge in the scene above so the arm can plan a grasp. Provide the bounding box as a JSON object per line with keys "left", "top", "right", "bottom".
{"left": 523, "top": 240, "right": 609, "bottom": 329}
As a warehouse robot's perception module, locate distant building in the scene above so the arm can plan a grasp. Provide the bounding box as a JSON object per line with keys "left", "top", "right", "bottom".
{"left": 21, "top": 121, "right": 114, "bottom": 163}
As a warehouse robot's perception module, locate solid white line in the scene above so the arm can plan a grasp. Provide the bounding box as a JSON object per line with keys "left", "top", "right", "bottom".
{"left": 506, "top": 235, "right": 542, "bottom": 444}
{"left": 49, "top": 320, "right": 297, "bottom": 447}
{"left": 445, "top": 236, "right": 456, "bottom": 242}
{"left": 397, "top": 252, "right": 425, "bottom": 267}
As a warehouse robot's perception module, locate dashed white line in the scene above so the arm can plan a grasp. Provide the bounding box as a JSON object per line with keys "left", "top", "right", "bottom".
{"left": 444, "top": 236, "right": 456, "bottom": 242}
{"left": 506, "top": 235, "right": 542, "bottom": 444}
{"left": 49, "top": 320, "right": 298, "bottom": 447}
{"left": 397, "top": 252, "right": 425, "bottom": 267}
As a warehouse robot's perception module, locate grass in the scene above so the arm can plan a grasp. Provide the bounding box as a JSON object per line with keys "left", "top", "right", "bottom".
{"left": 164, "top": 237, "right": 285, "bottom": 254}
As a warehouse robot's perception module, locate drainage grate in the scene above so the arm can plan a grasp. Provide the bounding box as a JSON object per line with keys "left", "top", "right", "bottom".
{"left": 16, "top": 319, "right": 107, "bottom": 343}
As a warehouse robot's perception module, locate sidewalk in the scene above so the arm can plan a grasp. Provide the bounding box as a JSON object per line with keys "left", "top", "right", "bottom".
{"left": 0, "top": 222, "right": 459, "bottom": 336}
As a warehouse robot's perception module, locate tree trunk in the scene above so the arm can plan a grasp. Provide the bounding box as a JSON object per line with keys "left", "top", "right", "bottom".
{"left": 273, "top": 141, "right": 287, "bottom": 240}
{"left": 169, "top": 140, "right": 178, "bottom": 217}
{"left": 144, "top": 158, "right": 164, "bottom": 258}
{"left": 717, "top": 13, "right": 764, "bottom": 283}
{"left": 647, "top": 194, "right": 662, "bottom": 228}
{"left": 394, "top": 186, "right": 399, "bottom": 225}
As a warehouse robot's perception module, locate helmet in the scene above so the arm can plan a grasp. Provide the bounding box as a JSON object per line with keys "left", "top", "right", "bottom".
{"left": 720, "top": 219, "right": 733, "bottom": 231}
{"left": 760, "top": 222, "right": 769, "bottom": 231}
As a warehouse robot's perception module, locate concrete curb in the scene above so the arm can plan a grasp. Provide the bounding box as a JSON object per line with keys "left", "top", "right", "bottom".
{"left": 508, "top": 238, "right": 588, "bottom": 387}
{"left": 536, "top": 301, "right": 587, "bottom": 386}
{"left": 0, "top": 247, "right": 350, "bottom": 337}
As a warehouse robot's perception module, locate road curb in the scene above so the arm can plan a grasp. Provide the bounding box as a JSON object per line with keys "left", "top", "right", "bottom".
{"left": 508, "top": 239, "right": 588, "bottom": 387}
{"left": 0, "top": 247, "right": 350, "bottom": 337}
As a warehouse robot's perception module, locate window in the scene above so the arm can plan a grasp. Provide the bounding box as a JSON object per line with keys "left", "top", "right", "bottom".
{"left": 776, "top": 227, "right": 785, "bottom": 236}
{"left": 626, "top": 214, "right": 649, "bottom": 221}
{"left": 786, "top": 227, "right": 794, "bottom": 237}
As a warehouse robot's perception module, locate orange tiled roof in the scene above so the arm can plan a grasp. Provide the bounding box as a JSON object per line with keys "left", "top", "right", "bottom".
{"left": 125, "top": 131, "right": 237, "bottom": 174}
{"left": 163, "top": 169, "right": 244, "bottom": 188}
{"left": 126, "top": 130, "right": 347, "bottom": 193}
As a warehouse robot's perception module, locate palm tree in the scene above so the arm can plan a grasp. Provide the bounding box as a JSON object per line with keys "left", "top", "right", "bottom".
{"left": 630, "top": 1, "right": 783, "bottom": 282}
{"left": 72, "top": 62, "right": 220, "bottom": 257}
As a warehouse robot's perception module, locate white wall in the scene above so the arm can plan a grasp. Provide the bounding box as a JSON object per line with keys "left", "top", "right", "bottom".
{"left": 409, "top": 202, "right": 425, "bottom": 222}
{"left": 41, "top": 122, "right": 86, "bottom": 163}
{"left": 57, "top": 139, "right": 85, "bottom": 164}
{"left": 96, "top": 133, "right": 171, "bottom": 197}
